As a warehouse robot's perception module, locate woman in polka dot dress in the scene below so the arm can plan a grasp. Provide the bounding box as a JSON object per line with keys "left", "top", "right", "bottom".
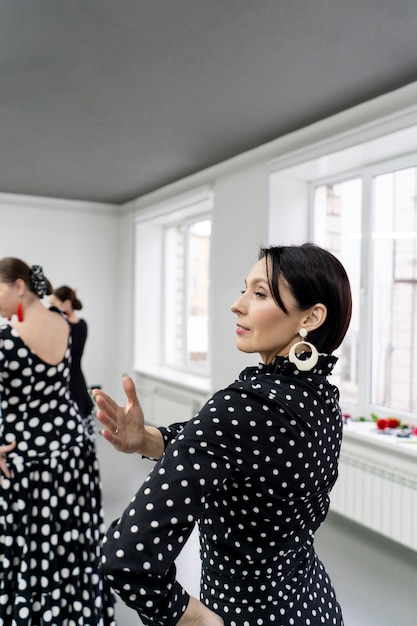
{"left": 0, "top": 258, "right": 116, "bottom": 625}
{"left": 49, "top": 285, "right": 94, "bottom": 420}
{"left": 95, "top": 244, "right": 352, "bottom": 626}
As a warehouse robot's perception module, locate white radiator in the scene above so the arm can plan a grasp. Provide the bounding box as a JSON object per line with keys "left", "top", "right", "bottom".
{"left": 151, "top": 386, "right": 201, "bottom": 426}
{"left": 133, "top": 372, "right": 209, "bottom": 428}
{"left": 329, "top": 425, "right": 417, "bottom": 553}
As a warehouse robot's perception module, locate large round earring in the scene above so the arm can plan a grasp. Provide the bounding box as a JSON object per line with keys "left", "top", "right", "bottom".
{"left": 288, "top": 328, "right": 319, "bottom": 371}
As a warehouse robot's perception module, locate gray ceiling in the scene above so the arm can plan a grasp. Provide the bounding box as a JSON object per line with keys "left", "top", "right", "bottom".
{"left": 2, "top": 0, "right": 417, "bottom": 204}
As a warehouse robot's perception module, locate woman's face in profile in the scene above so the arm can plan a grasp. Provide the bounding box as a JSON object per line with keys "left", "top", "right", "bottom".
{"left": 230, "top": 259, "right": 306, "bottom": 364}
{"left": 0, "top": 280, "right": 17, "bottom": 320}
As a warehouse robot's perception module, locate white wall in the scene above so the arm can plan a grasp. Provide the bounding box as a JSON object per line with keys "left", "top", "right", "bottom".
{"left": 129, "top": 152, "right": 309, "bottom": 394}
{"left": 0, "top": 158, "right": 284, "bottom": 410}
{"left": 4, "top": 81, "right": 415, "bottom": 410}
{"left": 0, "top": 193, "right": 126, "bottom": 399}
{"left": 209, "top": 163, "right": 271, "bottom": 390}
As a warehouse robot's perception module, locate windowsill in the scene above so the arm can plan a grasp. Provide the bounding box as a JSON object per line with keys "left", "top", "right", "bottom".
{"left": 134, "top": 364, "right": 212, "bottom": 396}
{"left": 343, "top": 420, "right": 417, "bottom": 459}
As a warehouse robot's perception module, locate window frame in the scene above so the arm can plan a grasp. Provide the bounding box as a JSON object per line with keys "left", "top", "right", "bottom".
{"left": 133, "top": 186, "right": 213, "bottom": 391}
{"left": 268, "top": 117, "right": 417, "bottom": 425}
{"left": 161, "top": 213, "right": 212, "bottom": 375}
{"left": 309, "top": 157, "right": 417, "bottom": 420}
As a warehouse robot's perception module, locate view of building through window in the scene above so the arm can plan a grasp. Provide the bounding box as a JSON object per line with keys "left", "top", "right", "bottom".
{"left": 164, "top": 218, "right": 211, "bottom": 371}
{"left": 313, "top": 168, "right": 417, "bottom": 415}
{"left": 372, "top": 168, "right": 417, "bottom": 413}
{"left": 313, "top": 178, "right": 362, "bottom": 406}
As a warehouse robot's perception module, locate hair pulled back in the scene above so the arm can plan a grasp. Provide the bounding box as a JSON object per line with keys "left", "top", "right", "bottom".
{"left": 0, "top": 257, "right": 51, "bottom": 298}
{"left": 52, "top": 285, "right": 83, "bottom": 310}
{"left": 259, "top": 243, "right": 352, "bottom": 354}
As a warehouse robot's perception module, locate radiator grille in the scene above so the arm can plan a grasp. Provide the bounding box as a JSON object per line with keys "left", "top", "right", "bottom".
{"left": 330, "top": 448, "right": 417, "bottom": 552}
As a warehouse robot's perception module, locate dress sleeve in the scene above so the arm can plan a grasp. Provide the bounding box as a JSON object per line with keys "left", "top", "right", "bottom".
{"left": 158, "top": 421, "right": 186, "bottom": 448}
{"left": 100, "top": 388, "right": 248, "bottom": 625}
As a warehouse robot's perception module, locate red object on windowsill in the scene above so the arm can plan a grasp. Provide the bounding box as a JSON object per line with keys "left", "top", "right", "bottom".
{"left": 376, "top": 417, "right": 401, "bottom": 430}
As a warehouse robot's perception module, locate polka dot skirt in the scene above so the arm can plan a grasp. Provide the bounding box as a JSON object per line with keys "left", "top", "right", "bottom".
{"left": 101, "top": 355, "right": 344, "bottom": 625}
{"left": 0, "top": 325, "right": 116, "bottom": 625}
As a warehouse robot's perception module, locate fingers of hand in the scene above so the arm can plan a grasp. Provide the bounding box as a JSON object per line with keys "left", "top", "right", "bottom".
{"left": 95, "top": 401, "right": 121, "bottom": 434}
{"left": 94, "top": 397, "right": 123, "bottom": 430}
{"left": 122, "top": 376, "right": 140, "bottom": 405}
{"left": 93, "top": 391, "right": 118, "bottom": 413}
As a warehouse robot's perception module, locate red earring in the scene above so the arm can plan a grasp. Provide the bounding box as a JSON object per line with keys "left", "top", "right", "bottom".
{"left": 17, "top": 300, "right": 24, "bottom": 322}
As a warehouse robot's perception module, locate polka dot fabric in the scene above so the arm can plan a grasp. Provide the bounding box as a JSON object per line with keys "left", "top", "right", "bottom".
{"left": 0, "top": 324, "right": 116, "bottom": 625}
{"left": 101, "top": 355, "right": 344, "bottom": 625}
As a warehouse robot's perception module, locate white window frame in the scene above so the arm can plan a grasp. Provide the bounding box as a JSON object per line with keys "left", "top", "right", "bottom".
{"left": 268, "top": 101, "right": 417, "bottom": 425}
{"left": 162, "top": 214, "right": 211, "bottom": 374}
{"left": 133, "top": 186, "right": 213, "bottom": 391}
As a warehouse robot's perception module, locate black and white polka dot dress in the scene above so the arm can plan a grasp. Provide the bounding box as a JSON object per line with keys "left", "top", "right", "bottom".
{"left": 0, "top": 324, "right": 116, "bottom": 625}
{"left": 101, "top": 355, "right": 344, "bottom": 626}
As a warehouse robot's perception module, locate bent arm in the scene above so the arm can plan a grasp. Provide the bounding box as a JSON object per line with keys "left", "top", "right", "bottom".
{"left": 100, "top": 388, "right": 238, "bottom": 624}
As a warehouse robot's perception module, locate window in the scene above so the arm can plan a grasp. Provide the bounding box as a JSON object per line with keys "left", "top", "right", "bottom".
{"left": 163, "top": 218, "right": 211, "bottom": 371}
{"left": 134, "top": 187, "right": 212, "bottom": 383}
{"left": 311, "top": 166, "right": 417, "bottom": 416}
{"left": 313, "top": 178, "right": 362, "bottom": 406}
{"left": 269, "top": 109, "right": 417, "bottom": 423}
{"left": 371, "top": 168, "right": 417, "bottom": 412}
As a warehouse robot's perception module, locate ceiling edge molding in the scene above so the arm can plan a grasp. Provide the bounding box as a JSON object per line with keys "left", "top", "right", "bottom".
{"left": 0, "top": 192, "right": 120, "bottom": 216}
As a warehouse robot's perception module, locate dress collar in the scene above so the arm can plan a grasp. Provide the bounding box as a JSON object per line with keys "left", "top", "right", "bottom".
{"left": 239, "top": 354, "right": 338, "bottom": 381}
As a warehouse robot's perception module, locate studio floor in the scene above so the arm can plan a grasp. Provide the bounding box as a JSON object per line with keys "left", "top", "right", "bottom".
{"left": 96, "top": 433, "right": 417, "bottom": 626}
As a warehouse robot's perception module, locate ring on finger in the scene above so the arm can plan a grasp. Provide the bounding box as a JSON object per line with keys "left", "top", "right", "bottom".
{"left": 114, "top": 427, "right": 119, "bottom": 435}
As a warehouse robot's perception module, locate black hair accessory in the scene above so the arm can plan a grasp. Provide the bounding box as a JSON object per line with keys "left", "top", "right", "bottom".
{"left": 30, "top": 265, "right": 47, "bottom": 298}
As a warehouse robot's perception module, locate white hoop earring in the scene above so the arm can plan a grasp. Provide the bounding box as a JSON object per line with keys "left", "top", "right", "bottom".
{"left": 288, "top": 329, "right": 319, "bottom": 371}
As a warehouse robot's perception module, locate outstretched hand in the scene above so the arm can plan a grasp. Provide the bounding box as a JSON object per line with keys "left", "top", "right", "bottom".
{"left": 0, "top": 440, "right": 16, "bottom": 483}
{"left": 93, "top": 376, "right": 145, "bottom": 454}
{"left": 92, "top": 375, "right": 164, "bottom": 459}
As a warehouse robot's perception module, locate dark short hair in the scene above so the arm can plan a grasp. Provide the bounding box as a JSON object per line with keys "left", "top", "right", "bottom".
{"left": 259, "top": 243, "right": 352, "bottom": 354}
{"left": 53, "top": 285, "right": 83, "bottom": 310}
